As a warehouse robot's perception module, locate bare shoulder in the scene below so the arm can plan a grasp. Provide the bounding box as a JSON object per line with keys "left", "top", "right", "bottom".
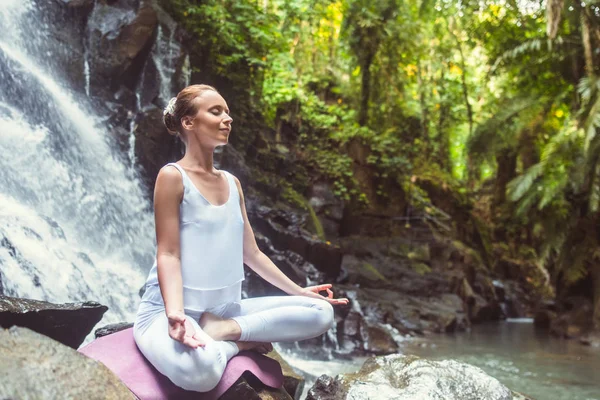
{"left": 227, "top": 172, "right": 246, "bottom": 201}
{"left": 154, "top": 165, "right": 184, "bottom": 199}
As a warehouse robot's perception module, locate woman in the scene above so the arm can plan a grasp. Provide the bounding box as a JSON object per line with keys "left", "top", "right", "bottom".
{"left": 133, "top": 84, "right": 349, "bottom": 392}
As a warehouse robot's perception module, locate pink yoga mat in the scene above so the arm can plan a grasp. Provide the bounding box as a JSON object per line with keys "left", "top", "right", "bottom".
{"left": 78, "top": 328, "right": 284, "bottom": 400}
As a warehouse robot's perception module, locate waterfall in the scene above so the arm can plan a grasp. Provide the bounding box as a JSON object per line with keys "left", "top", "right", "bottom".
{"left": 0, "top": 0, "right": 155, "bottom": 332}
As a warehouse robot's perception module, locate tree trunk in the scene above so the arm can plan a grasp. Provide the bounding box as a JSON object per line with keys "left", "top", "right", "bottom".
{"left": 494, "top": 149, "right": 517, "bottom": 208}
{"left": 358, "top": 54, "right": 374, "bottom": 126}
{"left": 437, "top": 68, "right": 451, "bottom": 172}
{"left": 448, "top": 18, "right": 473, "bottom": 135}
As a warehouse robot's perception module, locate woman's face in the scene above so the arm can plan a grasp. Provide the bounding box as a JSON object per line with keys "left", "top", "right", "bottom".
{"left": 184, "top": 90, "right": 232, "bottom": 147}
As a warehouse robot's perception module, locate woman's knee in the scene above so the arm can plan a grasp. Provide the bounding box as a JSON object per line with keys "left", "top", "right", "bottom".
{"left": 170, "top": 346, "right": 225, "bottom": 392}
{"left": 314, "top": 299, "right": 335, "bottom": 333}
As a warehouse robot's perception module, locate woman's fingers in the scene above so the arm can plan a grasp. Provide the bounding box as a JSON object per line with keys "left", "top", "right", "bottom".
{"left": 182, "top": 335, "right": 203, "bottom": 348}
{"left": 327, "top": 297, "right": 349, "bottom": 305}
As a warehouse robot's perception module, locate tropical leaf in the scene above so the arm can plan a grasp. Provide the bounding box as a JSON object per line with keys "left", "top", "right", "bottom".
{"left": 467, "top": 96, "right": 540, "bottom": 161}
{"left": 507, "top": 163, "right": 544, "bottom": 202}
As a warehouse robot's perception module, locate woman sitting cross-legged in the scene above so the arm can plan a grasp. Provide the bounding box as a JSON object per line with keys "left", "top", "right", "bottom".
{"left": 133, "top": 84, "right": 349, "bottom": 393}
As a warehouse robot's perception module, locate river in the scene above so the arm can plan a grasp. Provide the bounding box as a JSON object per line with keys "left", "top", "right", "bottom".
{"left": 282, "top": 319, "right": 600, "bottom": 400}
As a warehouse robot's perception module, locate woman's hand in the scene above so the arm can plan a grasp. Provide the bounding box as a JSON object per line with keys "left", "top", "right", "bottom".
{"left": 167, "top": 311, "right": 206, "bottom": 348}
{"left": 299, "top": 284, "right": 349, "bottom": 305}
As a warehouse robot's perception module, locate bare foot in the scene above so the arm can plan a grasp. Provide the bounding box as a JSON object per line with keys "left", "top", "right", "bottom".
{"left": 236, "top": 341, "right": 273, "bottom": 354}
{"left": 199, "top": 312, "right": 240, "bottom": 341}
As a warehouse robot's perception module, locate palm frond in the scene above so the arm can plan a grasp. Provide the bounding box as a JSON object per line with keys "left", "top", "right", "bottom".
{"left": 468, "top": 96, "right": 540, "bottom": 161}
{"left": 507, "top": 163, "right": 544, "bottom": 202}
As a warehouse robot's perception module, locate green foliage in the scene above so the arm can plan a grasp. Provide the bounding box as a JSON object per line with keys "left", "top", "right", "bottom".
{"left": 306, "top": 201, "right": 327, "bottom": 240}
{"left": 361, "top": 262, "right": 387, "bottom": 280}
{"left": 164, "top": 0, "right": 600, "bottom": 310}
{"left": 160, "top": 0, "right": 283, "bottom": 97}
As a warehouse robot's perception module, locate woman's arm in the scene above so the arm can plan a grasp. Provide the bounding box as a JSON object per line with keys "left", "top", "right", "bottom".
{"left": 154, "top": 166, "right": 203, "bottom": 348}
{"left": 154, "top": 166, "right": 185, "bottom": 315}
{"left": 233, "top": 176, "right": 348, "bottom": 305}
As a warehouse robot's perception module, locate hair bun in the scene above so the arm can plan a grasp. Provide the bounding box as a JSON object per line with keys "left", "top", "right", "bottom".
{"left": 163, "top": 97, "right": 177, "bottom": 116}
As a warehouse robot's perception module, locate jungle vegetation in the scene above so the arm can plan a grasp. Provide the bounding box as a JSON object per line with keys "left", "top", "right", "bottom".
{"left": 160, "top": 0, "right": 600, "bottom": 331}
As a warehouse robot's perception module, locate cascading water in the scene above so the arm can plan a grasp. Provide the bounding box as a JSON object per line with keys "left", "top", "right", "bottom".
{"left": 0, "top": 0, "right": 155, "bottom": 332}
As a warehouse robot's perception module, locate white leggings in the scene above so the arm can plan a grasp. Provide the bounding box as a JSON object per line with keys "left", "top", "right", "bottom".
{"left": 133, "top": 296, "right": 334, "bottom": 392}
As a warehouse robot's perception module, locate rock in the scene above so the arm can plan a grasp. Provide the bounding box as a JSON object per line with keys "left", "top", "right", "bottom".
{"left": 0, "top": 326, "right": 133, "bottom": 399}
{"left": 306, "top": 354, "right": 515, "bottom": 400}
{"left": 340, "top": 285, "right": 468, "bottom": 336}
{"left": 133, "top": 106, "right": 184, "bottom": 194}
{"left": 533, "top": 309, "right": 557, "bottom": 330}
{"left": 248, "top": 204, "right": 342, "bottom": 279}
{"left": 307, "top": 182, "right": 345, "bottom": 239}
{"left": 95, "top": 322, "right": 134, "bottom": 338}
{"left": 469, "top": 294, "right": 504, "bottom": 323}
{"left": 137, "top": 2, "right": 188, "bottom": 109}
{"left": 0, "top": 295, "right": 107, "bottom": 349}
{"left": 579, "top": 331, "right": 600, "bottom": 347}
{"left": 218, "top": 144, "right": 253, "bottom": 187}
{"left": 549, "top": 297, "right": 594, "bottom": 339}
{"left": 27, "top": 0, "right": 95, "bottom": 92}
{"left": 363, "top": 324, "right": 400, "bottom": 354}
{"left": 87, "top": 0, "right": 158, "bottom": 92}
{"left": 266, "top": 350, "right": 305, "bottom": 400}
{"left": 219, "top": 373, "right": 293, "bottom": 400}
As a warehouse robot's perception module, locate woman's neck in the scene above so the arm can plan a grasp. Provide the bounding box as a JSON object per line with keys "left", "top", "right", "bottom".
{"left": 181, "top": 140, "right": 217, "bottom": 173}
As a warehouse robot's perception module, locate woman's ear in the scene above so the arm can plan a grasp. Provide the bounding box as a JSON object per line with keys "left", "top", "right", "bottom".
{"left": 181, "top": 115, "right": 194, "bottom": 131}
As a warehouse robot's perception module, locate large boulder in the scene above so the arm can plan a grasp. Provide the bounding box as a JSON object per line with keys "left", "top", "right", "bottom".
{"left": 87, "top": 0, "right": 158, "bottom": 93}
{"left": 0, "top": 326, "right": 133, "bottom": 399}
{"left": 549, "top": 297, "right": 594, "bottom": 339}
{"left": 306, "top": 354, "right": 525, "bottom": 400}
{"left": 0, "top": 295, "right": 107, "bottom": 349}
{"left": 219, "top": 374, "right": 292, "bottom": 400}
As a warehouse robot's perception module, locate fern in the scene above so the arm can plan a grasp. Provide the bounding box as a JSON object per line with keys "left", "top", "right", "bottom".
{"left": 507, "top": 163, "right": 544, "bottom": 202}
{"left": 467, "top": 96, "right": 541, "bottom": 162}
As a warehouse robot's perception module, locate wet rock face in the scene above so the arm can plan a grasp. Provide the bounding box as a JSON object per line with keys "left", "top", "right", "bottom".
{"left": 133, "top": 107, "right": 183, "bottom": 193}
{"left": 0, "top": 327, "right": 133, "bottom": 399}
{"left": 308, "top": 182, "right": 345, "bottom": 239}
{"left": 28, "top": 0, "right": 95, "bottom": 92}
{"left": 0, "top": 295, "right": 107, "bottom": 349}
{"left": 247, "top": 203, "right": 343, "bottom": 280}
{"left": 306, "top": 354, "right": 514, "bottom": 400}
{"left": 87, "top": 0, "right": 158, "bottom": 93}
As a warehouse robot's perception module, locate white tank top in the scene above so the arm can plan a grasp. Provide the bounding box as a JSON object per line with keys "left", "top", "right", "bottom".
{"left": 141, "top": 163, "right": 245, "bottom": 312}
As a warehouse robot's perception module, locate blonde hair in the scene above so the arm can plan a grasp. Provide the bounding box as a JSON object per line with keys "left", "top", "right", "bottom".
{"left": 162, "top": 84, "right": 219, "bottom": 136}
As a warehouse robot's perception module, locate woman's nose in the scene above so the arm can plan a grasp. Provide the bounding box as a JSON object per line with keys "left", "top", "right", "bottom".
{"left": 223, "top": 114, "right": 233, "bottom": 125}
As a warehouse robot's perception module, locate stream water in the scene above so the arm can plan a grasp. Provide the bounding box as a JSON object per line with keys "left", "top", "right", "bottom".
{"left": 282, "top": 319, "right": 600, "bottom": 400}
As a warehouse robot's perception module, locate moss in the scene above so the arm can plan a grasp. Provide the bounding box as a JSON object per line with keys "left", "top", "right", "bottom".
{"left": 306, "top": 202, "right": 326, "bottom": 240}
{"left": 281, "top": 185, "right": 307, "bottom": 210}
{"left": 410, "top": 262, "right": 432, "bottom": 275}
{"left": 361, "top": 262, "right": 386, "bottom": 281}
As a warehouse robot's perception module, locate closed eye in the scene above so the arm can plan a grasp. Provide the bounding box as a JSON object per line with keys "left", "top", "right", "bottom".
{"left": 210, "top": 106, "right": 230, "bottom": 116}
